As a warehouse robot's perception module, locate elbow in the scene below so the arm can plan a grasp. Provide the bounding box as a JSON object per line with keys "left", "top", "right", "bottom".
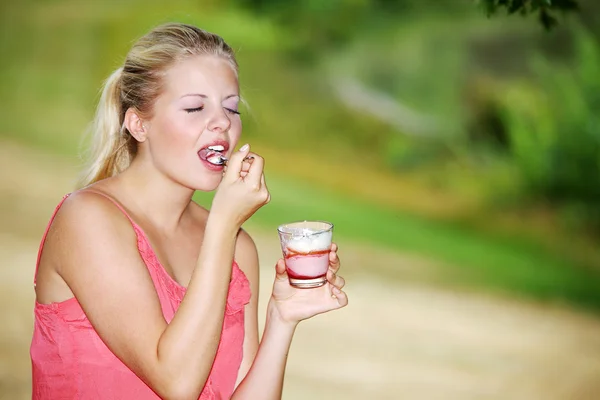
{"left": 148, "top": 350, "right": 213, "bottom": 400}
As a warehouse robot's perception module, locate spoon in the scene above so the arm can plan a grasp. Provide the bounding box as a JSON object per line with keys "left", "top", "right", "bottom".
{"left": 209, "top": 153, "right": 254, "bottom": 166}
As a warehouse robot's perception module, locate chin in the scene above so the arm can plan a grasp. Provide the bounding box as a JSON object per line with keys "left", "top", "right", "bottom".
{"left": 170, "top": 162, "right": 224, "bottom": 192}
{"left": 189, "top": 175, "right": 222, "bottom": 192}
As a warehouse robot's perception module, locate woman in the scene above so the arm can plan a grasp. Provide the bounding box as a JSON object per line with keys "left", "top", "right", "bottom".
{"left": 31, "top": 23, "right": 348, "bottom": 400}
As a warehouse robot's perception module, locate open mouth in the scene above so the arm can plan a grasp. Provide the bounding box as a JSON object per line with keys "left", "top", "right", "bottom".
{"left": 198, "top": 144, "right": 227, "bottom": 166}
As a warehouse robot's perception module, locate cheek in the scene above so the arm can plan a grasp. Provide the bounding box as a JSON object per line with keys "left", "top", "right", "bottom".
{"left": 229, "top": 119, "right": 243, "bottom": 145}
{"left": 157, "top": 117, "right": 197, "bottom": 147}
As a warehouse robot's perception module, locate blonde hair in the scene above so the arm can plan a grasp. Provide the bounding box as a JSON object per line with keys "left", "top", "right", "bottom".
{"left": 78, "top": 23, "right": 238, "bottom": 187}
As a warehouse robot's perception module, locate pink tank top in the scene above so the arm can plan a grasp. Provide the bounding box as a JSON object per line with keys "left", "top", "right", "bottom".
{"left": 30, "top": 192, "right": 251, "bottom": 399}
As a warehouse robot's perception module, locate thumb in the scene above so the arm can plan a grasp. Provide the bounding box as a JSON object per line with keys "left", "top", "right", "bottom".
{"left": 275, "top": 258, "right": 288, "bottom": 281}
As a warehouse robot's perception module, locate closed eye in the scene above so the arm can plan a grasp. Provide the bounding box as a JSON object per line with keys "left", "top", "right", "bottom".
{"left": 225, "top": 107, "right": 240, "bottom": 115}
{"left": 185, "top": 107, "right": 204, "bottom": 113}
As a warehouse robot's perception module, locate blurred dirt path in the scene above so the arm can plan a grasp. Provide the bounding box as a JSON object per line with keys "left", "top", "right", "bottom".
{"left": 1, "top": 140, "right": 600, "bottom": 400}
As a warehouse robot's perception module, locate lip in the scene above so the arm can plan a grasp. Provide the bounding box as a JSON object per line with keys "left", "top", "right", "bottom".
{"left": 200, "top": 157, "right": 225, "bottom": 171}
{"left": 199, "top": 139, "right": 230, "bottom": 153}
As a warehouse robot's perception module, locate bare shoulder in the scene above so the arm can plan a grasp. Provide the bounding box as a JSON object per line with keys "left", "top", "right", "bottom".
{"left": 36, "top": 189, "right": 147, "bottom": 304}
{"left": 234, "top": 228, "right": 259, "bottom": 280}
{"left": 49, "top": 190, "right": 139, "bottom": 273}
{"left": 52, "top": 190, "right": 135, "bottom": 243}
{"left": 235, "top": 228, "right": 257, "bottom": 256}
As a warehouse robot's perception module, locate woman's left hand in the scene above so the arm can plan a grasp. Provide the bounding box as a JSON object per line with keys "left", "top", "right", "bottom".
{"left": 269, "top": 243, "right": 348, "bottom": 325}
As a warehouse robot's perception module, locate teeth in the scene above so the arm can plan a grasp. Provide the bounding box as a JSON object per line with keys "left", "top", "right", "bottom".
{"left": 207, "top": 145, "right": 225, "bottom": 152}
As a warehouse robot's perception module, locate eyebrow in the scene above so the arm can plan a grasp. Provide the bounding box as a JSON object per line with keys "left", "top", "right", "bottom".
{"left": 180, "top": 94, "right": 239, "bottom": 100}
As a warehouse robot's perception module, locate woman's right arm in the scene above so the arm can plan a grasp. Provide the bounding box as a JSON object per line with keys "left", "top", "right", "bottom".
{"left": 56, "top": 148, "right": 269, "bottom": 400}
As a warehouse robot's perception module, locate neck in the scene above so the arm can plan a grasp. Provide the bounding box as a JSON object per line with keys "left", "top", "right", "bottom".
{"left": 115, "top": 158, "right": 195, "bottom": 233}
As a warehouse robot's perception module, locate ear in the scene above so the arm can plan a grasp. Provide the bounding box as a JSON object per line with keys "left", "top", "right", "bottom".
{"left": 124, "top": 108, "right": 148, "bottom": 142}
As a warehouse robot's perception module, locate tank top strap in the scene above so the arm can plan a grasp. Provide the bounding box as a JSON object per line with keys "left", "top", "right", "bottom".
{"left": 34, "top": 190, "right": 138, "bottom": 286}
{"left": 81, "top": 189, "right": 137, "bottom": 226}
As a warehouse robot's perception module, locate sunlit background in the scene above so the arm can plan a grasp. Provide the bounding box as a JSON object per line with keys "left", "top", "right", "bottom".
{"left": 2, "top": 1, "right": 600, "bottom": 399}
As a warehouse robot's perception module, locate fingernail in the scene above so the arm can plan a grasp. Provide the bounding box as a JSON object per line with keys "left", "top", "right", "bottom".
{"left": 239, "top": 143, "right": 249, "bottom": 151}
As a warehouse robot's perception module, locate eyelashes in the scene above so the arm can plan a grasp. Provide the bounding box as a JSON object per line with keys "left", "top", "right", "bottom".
{"left": 184, "top": 106, "right": 240, "bottom": 115}
{"left": 185, "top": 107, "right": 204, "bottom": 113}
{"left": 225, "top": 108, "right": 241, "bottom": 115}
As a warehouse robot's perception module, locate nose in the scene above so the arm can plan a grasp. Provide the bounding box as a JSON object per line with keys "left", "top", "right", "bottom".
{"left": 207, "top": 107, "right": 231, "bottom": 133}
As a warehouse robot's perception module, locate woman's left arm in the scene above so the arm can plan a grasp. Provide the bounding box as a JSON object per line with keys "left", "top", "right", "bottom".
{"left": 232, "top": 231, "right": 348, "bottom": 400}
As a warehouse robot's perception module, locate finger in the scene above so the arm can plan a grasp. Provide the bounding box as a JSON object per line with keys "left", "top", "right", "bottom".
{"left": 241, "top": 156, "right": 254, "bottom": 174}
{"left": 331, "top": 242, "right": 338, "bottom": 253}
{"left": 245, "top": 154, "right": 265, "bottom": 187}
{"left": 275, "top": 259, "right": 288, "bottom": 281}
{"left": 329, "top": 248, "right": 340, "bottom": 273}
{"left": 331, "top": 286, "right": 348, "bottom": 307}
{"left": 327, "top": 269, "right": 345, "bottom": 290}
{"left": 223, "top": 144, "right": 250, "bottom": 180}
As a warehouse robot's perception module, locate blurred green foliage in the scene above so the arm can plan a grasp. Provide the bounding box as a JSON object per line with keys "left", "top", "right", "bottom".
{"left": 501, "top": 30, "right": 600, "bottom": 231}
{"left": 232, "top": 0, "right": 465, "bottom": 55}
{"left": 481, "top": 0, "right": 579, "bottom": 30}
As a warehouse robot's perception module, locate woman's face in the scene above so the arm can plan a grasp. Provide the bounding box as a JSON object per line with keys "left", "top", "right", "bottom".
{"left": 142, "top": 55, "right": 241, "bottom": 191}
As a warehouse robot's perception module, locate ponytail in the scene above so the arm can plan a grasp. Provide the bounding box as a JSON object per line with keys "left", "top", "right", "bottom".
{"left": 78, "top": 67, "right": 135, "bottom": 188}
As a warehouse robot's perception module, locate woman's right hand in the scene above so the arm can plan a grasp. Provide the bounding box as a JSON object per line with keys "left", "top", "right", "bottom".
{"left": 210, "top": 144, "right": 270, "bottom": 228}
